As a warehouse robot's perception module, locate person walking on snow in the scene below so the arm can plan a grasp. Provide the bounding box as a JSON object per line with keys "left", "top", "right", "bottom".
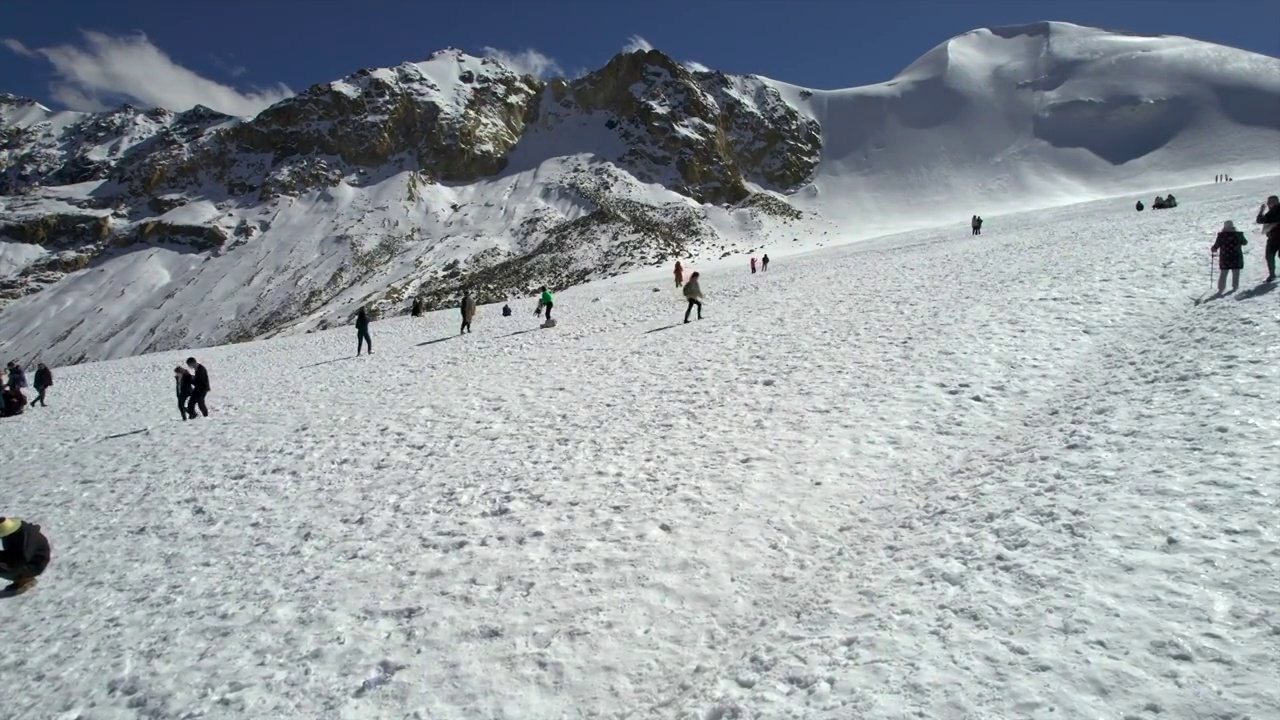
{"left": 175, "top": 365, "right": 195, "bottom": 420}
{"left": 761, "top": 254, "right": 770, "bottom": 272}
{"left": 185, "top": 357, "right": 210, "bottom": 419}
{"left": 674, "top": 261, "right": 684, "bottom": 287}
{"left": 750, "top": 257, "right": 757, "bottom": 274}
{"left": 0, "top": 516, "right": 51, "bottom": 595}
{"left": 535, "top": 287, "right": 555, "bottom": 326}
{"left": 1256, "top": 195, "right": 1280, "bottom": 282}
{"left": 683, "top": 272, "right": 704, "bottom": 323}
{"left": 460, "top": 290, "right": 477, "bottom": 334}
{"left": 355, "top": 307, "right": 373, "bottom": 356}
{"left": 31, "top": 363, "right": 52, "bottom": 407}
{"left": 1211, "top": 220, "right": 1248, "bottom": 294}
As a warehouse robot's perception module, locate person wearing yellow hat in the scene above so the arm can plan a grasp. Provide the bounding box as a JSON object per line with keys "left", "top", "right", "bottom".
{"left": 0, "top": 517, "right": 51, "bottom": 595}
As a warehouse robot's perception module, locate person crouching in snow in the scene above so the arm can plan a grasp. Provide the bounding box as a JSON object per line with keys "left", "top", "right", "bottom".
{"left": 0, "top": 516, "right": 51, "bottom": 594}
{"left": 1211, "top": 220, "right": 1247, "bottom": 294}
{"left": 683, "top": 272, "right": 704, "bottom": 323}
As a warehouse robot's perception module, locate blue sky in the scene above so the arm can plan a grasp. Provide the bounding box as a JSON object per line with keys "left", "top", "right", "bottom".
{"left": 2, "top": 0, "right": 1276, "bottom": 116}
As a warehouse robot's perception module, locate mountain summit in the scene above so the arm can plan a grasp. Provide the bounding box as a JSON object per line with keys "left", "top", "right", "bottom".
{"left": 2, "top": 21, "right": 1278, "bottom": 365}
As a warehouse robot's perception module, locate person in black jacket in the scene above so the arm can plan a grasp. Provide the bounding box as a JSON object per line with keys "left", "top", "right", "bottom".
{"left": 1256, "top": 195, "right": 1280, "bottom": 282}
{"left": 32, "top": 363, "right": 52, "bottom": 407}
{"left": 0, "top": 516, "right": 51, "bottom": 594}
{"left": 175, "top": 365, "right": 195, "bottom": 419}
{"left": 1211, "top": 220, "right": 1247, "bottom": 294}
{"left": 355, "top": 307, "right": 372, "bottom": 356}
{"left": 185, "top": 357, "right": 210, "bottom": 418}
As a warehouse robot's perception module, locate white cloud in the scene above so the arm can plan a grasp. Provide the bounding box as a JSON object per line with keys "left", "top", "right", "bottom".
{"left": 622, "top": 35, "right": 654, "bottom": 54}
{"left": 2, "top": 30, "right": 293, "bottom": 116}
{"left": 2, "top": 38, "right": 35, "bottom": 57}
{"left": 480, "top": 46, "right": 564, "bottom": 79}
{"left": 684, "top": 60, "right": 711, "bottom": 73}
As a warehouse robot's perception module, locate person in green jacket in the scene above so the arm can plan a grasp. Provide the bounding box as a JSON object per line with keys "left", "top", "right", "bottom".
{"left": 355, "top": 306, "right": 372, "bottom": 356}
{"left": 535, "top": 287, "right": 554, "bottom": 324}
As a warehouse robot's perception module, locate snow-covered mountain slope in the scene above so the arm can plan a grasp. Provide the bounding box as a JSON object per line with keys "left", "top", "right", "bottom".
{"left": 3, "top": 178, "right": 1278, "bottom": 719}
{"left": 2, "top": 22, "right": 1278, "bottom": 366}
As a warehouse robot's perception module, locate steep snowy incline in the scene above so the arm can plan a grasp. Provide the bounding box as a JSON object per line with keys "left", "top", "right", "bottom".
{"left": 763, "top": 21, "right": 1280, "bottom": 237}
{"left": 3, "top": 22, "right": 1279, "bottom": 368}
{"left": 1, "top": 185, "right": 1278, "bottom": 718}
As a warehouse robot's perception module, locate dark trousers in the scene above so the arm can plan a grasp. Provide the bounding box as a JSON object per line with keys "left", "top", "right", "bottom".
{"left": 461, "top": 317, "right": 472, "bottom": 333}
{"left": 684, "top": 298, "right": 702, "bottom": 322}
{"left": 357, "top": 329, "right": 372, "bottom": 355}
{"left": 543, "top": 302, "right": 553, "bottom": 322}
{"left": 1266, "top": 237, "right": 1279, "bottom": 279}
{"left": 178, "top": 394, "right": 190, "bottom": 419}
{"left": 33, "top": 387, "right": 47, "bottom": 406}
{"left": 186, "top": 390, "right": 208, "bottom": 418}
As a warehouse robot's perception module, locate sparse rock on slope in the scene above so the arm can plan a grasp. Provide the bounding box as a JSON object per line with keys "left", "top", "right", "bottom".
{"left": 2, "top": 22, "right": 1278, "bottom": 366}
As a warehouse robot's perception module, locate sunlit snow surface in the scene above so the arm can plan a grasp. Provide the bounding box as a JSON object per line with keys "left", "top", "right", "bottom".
{"left": 2, "top": 178, "right": 1279, "bottom": 719}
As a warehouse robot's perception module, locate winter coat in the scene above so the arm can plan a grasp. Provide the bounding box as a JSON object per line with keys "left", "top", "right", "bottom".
{"left": 0, "top": 518, "right": 51, "bottom": 577}
{"left": 192, "top": 364, "right": 210, "bottom": 394}
{"left": 683, "top": 278, "right": 703, "bottom": 300}
{"left": 355, "top": 311, "right": 369, "bottom": 332}
{"left": 1212, "top": 231, "right": 1247, "bottom": 270}
{"left": 7, "top": 367, "right": 26, "bottom": 389}
{"left": 1257, "top": 206, "right": 1280, "bottom": 242}
{"left": 1135, "top": 201, "right": 1144, "bottom": 212}
{"left": 502, "top": 304, "right": 512, "bottom": 317}
{"left": 176, "top": 370, "right": 195, "bottom": 399}
{"left": 461, "top": 295, "right": 477, "bottom": 321}
{"left": 33, "top": 367, "right": 52, "bottom": 390}
{"left": 0, "top": 388, "right": 25, "bottom": 416}
{"left": 540, "top": 290, "right": 553, "bottom": 306}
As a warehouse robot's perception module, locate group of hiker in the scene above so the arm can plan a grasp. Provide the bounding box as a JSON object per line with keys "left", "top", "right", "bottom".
{"left": 172, "top": 357, "right": 211, "bottom": 420}
{"left": 970, "top": 216, "right": 984, "bottom": 235}
{"left": 0, "top": 361, "right": 52, "bottom": 418}
{"left": 1135, "top": 193, "right": 1179, "bottom": 212}
{"left": 1209, "top": 194, "right": 1280, "bottom": 293}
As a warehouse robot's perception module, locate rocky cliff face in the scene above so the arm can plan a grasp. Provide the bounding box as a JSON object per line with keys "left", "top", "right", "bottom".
{"left": 0, "top": 48, "right": 814, "bottom": 365}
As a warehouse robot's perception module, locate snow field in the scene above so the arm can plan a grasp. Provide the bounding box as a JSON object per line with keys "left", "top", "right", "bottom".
{"left": 2, "top": 177, "right": 1278, "bottom": 719}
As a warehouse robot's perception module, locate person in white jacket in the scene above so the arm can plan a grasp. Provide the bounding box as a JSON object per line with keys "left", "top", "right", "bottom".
{"left": 682, "top": 272, "right": 703, "bottom": 323}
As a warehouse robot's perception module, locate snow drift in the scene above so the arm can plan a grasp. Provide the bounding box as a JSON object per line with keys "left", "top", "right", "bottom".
{"left": 1, "top": 21, "right": 1278, "bottom": 366}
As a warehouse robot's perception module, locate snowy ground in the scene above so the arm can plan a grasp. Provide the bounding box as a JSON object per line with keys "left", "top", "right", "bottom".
{"left": 2, "top": 177, "right": 1278, "bottom": 720}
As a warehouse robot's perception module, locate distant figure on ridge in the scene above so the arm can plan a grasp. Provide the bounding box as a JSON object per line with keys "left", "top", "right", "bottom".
{"left": 502, "top": 303, "right": 512, "bottom": 317}
{"left": 761, "top": 254, "right": 770, "bottom": 272}
{"left": 971, "top": 215, "right": 983, "bottom": 235}
{"left": 683, "top": 272, "right": 704, "bottom": 324}
{"left": 1211, "top": 220, "right": 1247, "bottom": 294}
{"left": 674, "top": 261, "right": 684, "bottom": 287}
{"left": 1135, "top": 200, "right": 1144, "bottom": 212}
{"left": 750, "top": 257, "right": 758, "bottom": 274}
{"left": 0, "top": 516, "right": 51, "bottom": 595}
{"left": 175, "top": 365, "right": 195, "bottom": 420}
{"left": 355, "top": 306, "right": 372, "bottom": 356}
{"left": 535, "top": 287, "right": 555, "bottom": 327}
{"left": 185, "top": 357, "right": 210, "bottom": 419}
{"left": 1257, "top": 195, "right": 1280, "bottom": 282}
{"left": 32, "top": 363, "right": 52, "bottom": 407}
{"left": 411, "top": 297, "right": 423, "bottom": 317}
{"left": 460, "top": 289, "right": 476, "bottom": 334}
